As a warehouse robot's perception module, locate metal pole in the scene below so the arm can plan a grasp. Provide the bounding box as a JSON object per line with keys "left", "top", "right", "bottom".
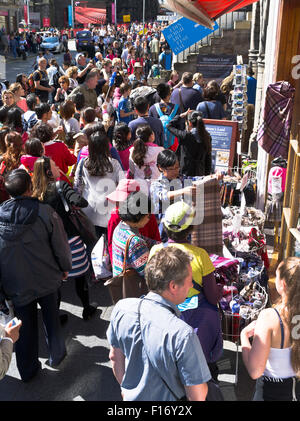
{"left": 142, "top": 0, "right": 145, "bottom": 33}
{"left": 71, "top": 0, "right": 74, "bottom": 29}
{"left": 27, "top": 0, "right": 30, "bottom": 27}
{"left": 114, "top": 0, "right": 117, "bottom": 25}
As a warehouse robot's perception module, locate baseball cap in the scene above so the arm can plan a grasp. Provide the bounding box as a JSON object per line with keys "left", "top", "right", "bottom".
{"left": 76, "top": 53, "right": 85, "bottom": 62}
{"left": 134, "top": 62, "right": 142, "bottom": 68}
{"left": 162, "top": 201, "right": 195, "bottom": 232}
{"left": 106, "top": 179, "right": 140, "bottom": 203}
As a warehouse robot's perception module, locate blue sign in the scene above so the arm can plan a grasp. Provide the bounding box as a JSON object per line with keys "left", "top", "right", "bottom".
{"left": 162, "top": 18, "right": 219, "bottom": 55}
{"left": 204, "top": 124, "right": 233, "bottom": 172}
{"left": 68, "top": 5, "right": 73, "bottom": 27}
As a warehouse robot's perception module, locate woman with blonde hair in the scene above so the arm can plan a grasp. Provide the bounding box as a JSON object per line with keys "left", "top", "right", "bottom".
{"left": 9, "top": 82, "right": 27, "bottom": 113}
{"left": 241, "top": 257, "right": 300, "bottom": 401}
{"left": 65, "top": 66, "right": 79, "bottom": 90}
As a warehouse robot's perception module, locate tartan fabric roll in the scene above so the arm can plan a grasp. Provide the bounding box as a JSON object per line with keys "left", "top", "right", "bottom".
{"left": 257, "top": 82, "right": 295, "bottom": 159}
{"left": 191, "top": 177, "right": 223, "bottom": 256}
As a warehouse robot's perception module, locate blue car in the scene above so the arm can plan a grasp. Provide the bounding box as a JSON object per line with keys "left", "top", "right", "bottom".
{"left": 76, "top": 30, "right": 94, "bottom": 52}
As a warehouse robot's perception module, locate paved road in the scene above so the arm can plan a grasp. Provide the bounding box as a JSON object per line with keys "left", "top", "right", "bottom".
{"left": 0, "top": 40, "right": 78, "bottom": 84}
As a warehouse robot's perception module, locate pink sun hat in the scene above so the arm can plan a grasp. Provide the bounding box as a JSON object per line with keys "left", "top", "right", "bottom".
{"left": 106, "top": 179, "right": 140, "bottom": 203}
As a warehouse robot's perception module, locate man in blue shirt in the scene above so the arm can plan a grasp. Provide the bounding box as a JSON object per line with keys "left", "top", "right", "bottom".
{"left": 129, "top": 96, "right": 164, "bottom": 147}
{"left": 247, "top": 68, "right": 257, "bottom": 105}
{"left": 107, "top": 246, "right": 211, "bottom": 401}
{"left": 159, "top": 45, "right": 172, "bottom": 71}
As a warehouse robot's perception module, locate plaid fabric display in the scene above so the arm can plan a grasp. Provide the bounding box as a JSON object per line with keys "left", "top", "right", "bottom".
{"left": 191, "top": 177, "right": 223, "bottom": 256}
{"left": 257, "top": 81, "right": 295, "bottom": 159}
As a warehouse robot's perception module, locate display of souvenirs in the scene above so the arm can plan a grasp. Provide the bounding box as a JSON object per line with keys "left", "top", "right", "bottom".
{"left": 232, "top": 65, "right": 248, "bottom": 131}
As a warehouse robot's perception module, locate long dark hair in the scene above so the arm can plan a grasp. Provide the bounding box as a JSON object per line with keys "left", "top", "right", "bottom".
{"left": 85, "top": 131, "right": 113, "bottom": 177}
{"left": 131, "top": 125, "right": 152, "bottom": 168}
{"left": 7, "top": 107, "right": 23, "bottom": 133}
{"left": 113, "top": 122, "right": 132, "bottom": 151}
{"left": 188, "top": 111, "right": 211, "bottom": 154}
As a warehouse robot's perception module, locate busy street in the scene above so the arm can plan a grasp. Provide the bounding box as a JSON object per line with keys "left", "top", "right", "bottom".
{"left": 0, "top": 0, "right": 299, "bottom": 406}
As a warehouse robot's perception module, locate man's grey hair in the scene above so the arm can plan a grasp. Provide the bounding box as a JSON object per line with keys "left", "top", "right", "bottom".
{"left": 145, "top": 247, "right": 193, "bottom": 294}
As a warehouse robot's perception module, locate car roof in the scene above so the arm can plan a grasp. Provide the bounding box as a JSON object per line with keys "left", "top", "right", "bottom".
{"left": 76, "top": 30, "right": 92, "bottom": 36}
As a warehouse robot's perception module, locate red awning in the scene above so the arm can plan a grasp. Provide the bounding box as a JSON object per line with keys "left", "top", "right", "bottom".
{"left": 75, "top": 7, "right": 106, "bottom": 25}
{"left": 165, "top": 0, "right": 258, "bottom": 28}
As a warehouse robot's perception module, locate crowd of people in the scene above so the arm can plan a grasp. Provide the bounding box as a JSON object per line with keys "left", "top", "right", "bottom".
{"left": 0, "top": 22, "right": 299, "bottom": 402}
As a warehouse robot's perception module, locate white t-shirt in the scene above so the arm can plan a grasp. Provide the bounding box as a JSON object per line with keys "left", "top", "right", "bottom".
{"left": 64, "top": 117, "right": 80, "bottom": 133}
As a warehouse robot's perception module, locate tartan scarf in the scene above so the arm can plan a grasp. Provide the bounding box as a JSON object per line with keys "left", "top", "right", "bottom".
{"left": 257, "top": 81, "right": 295, "bottom": 159}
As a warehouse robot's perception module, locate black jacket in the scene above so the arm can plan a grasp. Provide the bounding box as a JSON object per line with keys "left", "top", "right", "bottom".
{"left": 167, "top": 115, "right": 212, "bottom": 177}
{"left": 0, "top": 197, "right": 72, "bottom": 307}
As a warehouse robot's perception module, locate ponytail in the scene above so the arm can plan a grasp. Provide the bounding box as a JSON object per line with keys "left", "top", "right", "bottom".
{"left": 131, "top": 125, "right": 152, "bottom": 168}
{"left": 188, "top": 111, "right": 211, "bottom": 154}
{"left": 132, "top": 137, "right": 148, "bottom": 168}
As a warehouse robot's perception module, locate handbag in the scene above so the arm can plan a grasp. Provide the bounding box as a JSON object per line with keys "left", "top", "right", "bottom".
{"left": 91, "top": 234, "right": 112, "bottom": 280}
{"left": 104, "top": 235, "right": 148, "bottom": 305}
{"left": 55, "top": 181, "right": 98, "bottom": 248}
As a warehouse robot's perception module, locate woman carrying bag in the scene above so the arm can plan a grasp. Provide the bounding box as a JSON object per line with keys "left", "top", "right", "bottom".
{"left": 32, "top": 156, "right": 97, "bottom": 321}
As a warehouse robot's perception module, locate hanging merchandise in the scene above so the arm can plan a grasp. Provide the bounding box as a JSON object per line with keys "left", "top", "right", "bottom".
{"left": 192, "top": 176, "right": 223, "bottom": 256}
{"left": 265, "top": 159, "right": 287, "bottom": 223}
{"left": 231, "top": 64, "right": 248, "bottom": 132}
{"left": 257, "top": 81, "right": 295, "bottom": 159}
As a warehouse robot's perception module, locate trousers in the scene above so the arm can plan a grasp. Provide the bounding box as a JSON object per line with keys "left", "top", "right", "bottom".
{"left": 14, "top": 290, "right": 66, "bottom": 381}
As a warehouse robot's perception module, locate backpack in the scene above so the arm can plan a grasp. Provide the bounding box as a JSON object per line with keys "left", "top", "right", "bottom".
{"left": 154, "top": 103, "right": 179, "bottom": 149}
{"left": 28, "top": 70, "right": 41, "bottom": 93}
{"left": 52, "top": 70, "right": 60, "bottom": 89}
{"left": 152, "top": 64, "right": 160, "bottom": 78}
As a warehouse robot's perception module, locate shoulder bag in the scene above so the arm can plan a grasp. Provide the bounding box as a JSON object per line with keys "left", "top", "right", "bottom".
{"left": 55, "top": 180, "right": 98, "bottom": 248}
{"left": 104, "top": 234, "right": 148, "bottom": 305}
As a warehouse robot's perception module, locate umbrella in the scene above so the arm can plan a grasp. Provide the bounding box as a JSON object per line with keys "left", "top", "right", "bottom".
{"left": 164, "top": 0, "right": 259, "bottom": 29}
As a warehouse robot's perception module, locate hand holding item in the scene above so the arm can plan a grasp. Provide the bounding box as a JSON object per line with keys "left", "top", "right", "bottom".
{"left": 5, "top": 318, "right": 22, "bottom": 343}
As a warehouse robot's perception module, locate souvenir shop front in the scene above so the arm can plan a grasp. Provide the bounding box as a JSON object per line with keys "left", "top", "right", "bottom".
{"left": 189, "top": 0, "right": 300, "bottom": 372}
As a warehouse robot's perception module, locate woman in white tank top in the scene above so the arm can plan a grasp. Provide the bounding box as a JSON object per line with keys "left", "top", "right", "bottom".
{"left": 240, "top": 257, "right": 300, "bottom": 401}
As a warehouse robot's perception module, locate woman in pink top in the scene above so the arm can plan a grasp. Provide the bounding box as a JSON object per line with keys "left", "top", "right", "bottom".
{"left": 20, "top": 138, "right": 44, "bottom": 174}
{"left": 128, "top": 125, "right": 164, "bottom": 192}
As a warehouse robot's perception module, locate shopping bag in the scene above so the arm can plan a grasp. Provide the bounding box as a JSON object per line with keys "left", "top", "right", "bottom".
{"left": 91, "top": 234, "right": 112, "bottom": 280}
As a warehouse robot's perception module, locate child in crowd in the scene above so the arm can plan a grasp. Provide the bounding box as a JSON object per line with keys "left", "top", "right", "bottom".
{"left": 112, "top": 122, "right": 133, "bottom": 171}
{"left": 117, "top": 83, "right": 135, "bottom": 125}
{"left": 129, "top": 124, "right": 164, "bottom": 192}
{"left": 19, "top": 138, "right": 44, "bottom": 174}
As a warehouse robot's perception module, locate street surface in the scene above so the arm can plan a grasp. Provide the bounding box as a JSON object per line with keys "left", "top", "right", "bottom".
{"left": 0, "top": 40, "right": 256, "bottom": 401}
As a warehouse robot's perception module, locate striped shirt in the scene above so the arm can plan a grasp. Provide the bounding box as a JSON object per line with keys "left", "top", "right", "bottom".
{"left": 68, "top": 236, "right": 90, "bottom": 277}
{"left": 112, "top": 222, "right": 152, "bottom": 278}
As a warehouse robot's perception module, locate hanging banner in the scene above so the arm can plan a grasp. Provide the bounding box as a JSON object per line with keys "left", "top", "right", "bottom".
{"left": 24, "top": 5, "right": 28, "bottom": 25}
{"left": 162, "top": 17, "right": 219, "bottom": 55}
{"left": 75, "top": 6, "right": 106, "bottom": 24}
{"left": 68, "top": 5, "right": 73, "bottom": 26}
{"left": 43, "top": 17, "right": 50, "bottom": 27}
{"left": 111, "top": 3, "right": 115, "bottom": 24}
